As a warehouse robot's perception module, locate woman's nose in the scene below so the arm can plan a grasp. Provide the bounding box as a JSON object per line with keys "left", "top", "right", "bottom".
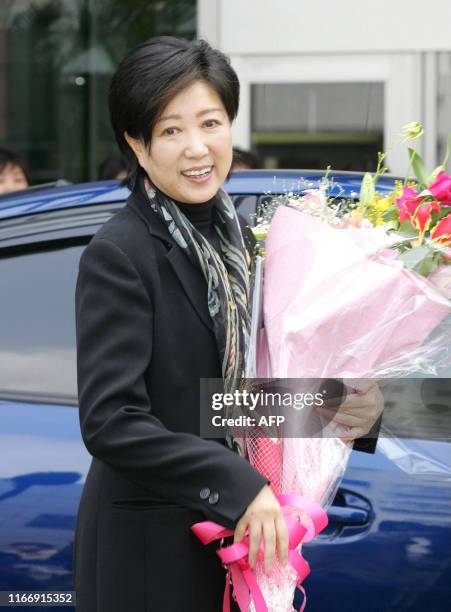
{"left": 184, "top": 132, "right": 209, "bottom": 158}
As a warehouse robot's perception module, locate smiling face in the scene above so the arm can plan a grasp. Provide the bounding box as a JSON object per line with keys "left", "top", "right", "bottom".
{"left": 125, "top": 80, "right": 233, "bottom": 203}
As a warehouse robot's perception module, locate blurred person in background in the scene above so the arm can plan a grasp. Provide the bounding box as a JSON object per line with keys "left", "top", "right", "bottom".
{"left": 97, "top": 153, "right": 128, "bottom": 181}
{"left": 231, "top": 146, "right": 259, "bottom": 170}
{"left": 0, "top": 148, "right": 30, "bottom": 194}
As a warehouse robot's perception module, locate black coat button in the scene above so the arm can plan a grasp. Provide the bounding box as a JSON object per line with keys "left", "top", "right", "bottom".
{"left": 199, "top": 487, "right": 210, "bottom": 500}
{"left": 208, "top": 491, "right": 219, "bottom": 505}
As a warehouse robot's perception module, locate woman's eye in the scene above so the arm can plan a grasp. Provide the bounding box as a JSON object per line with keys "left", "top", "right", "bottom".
{"left": 163, "top": 127, "right": 178, "bottom": 136}
{"left": 204, "top": 119, "right": 219, "bottom": 128}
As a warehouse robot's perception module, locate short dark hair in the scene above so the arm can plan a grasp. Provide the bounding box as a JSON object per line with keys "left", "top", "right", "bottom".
{"left": 0, "top": 147, "right": 31, "bottom": 184}
{"left": 108, "top": 36, "right": 240, "bottom": 190}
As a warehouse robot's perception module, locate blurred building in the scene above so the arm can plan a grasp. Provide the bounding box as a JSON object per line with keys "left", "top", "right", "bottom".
{"left": 2, "top": 1, "right": 450, "bottom": 183}
{"left": 0, "top": 0, "right": 196, "bottom": 184}
{"left": 199, "top": 0, "right": 451, "bottom": 175}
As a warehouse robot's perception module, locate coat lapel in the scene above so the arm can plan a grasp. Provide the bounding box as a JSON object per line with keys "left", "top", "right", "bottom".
{"left": 127, "top": 190, "right": 214, "bottom": 332}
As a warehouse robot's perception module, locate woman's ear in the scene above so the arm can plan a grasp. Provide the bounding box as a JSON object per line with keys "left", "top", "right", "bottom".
{"left": 124, "top": 132, "right": 146, "bottom": 167}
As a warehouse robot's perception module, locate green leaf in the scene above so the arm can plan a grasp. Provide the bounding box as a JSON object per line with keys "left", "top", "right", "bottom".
{"left": 382, "top": 206, "right": 401, "bottom": 225}
{"left": 415, "top": 250, "right": 438, "bottom": 276}
{"left": 408, "top": 148, "right": 428, "bottom": 187}
{"left": 359, "top": 172, "right": 375, "bottom": 206}
{"left": 398, "top": 219, "right": 419, "bottom": 238}
{"left": 398, "top": 244, "right": 436, "bottom": 275}
{"left": 384, "top": 219, "right": 399, "bottom": 231}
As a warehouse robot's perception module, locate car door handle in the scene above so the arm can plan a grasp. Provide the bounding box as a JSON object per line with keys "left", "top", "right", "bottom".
{"left": 327, "top": 505, "right": 369, "bottom": 525}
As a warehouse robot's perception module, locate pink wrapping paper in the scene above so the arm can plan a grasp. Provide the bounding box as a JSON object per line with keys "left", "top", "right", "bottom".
{"left": 263, "top": 207, "right": 450, "bottom": 378}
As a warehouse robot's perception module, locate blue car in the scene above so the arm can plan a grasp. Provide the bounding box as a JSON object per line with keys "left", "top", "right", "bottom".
{"left": 0, "top": 171, "right": 450, "bottom": 611}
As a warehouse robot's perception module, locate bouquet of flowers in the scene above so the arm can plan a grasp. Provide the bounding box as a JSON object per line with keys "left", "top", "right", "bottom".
{"left": 239, "top": 123, "right": 451, "bottom": 611}
{"left": 193, "top": 124, "right": 451, "bottom": 612}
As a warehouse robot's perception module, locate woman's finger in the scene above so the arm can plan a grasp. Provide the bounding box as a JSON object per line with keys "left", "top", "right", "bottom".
{"left": 336, "top": 393, "right": 372, "bottom": 411}
{"left": 262, "top": 520, "right": 276, "bottom": 573}
{"left": 327, "top": 392, "right": 380, "bottom": 421}
{"left": 247, "top": 521, "right": 263, "bottom": 568}
{"left": 350, "top": 380, "right": 378, "bottom": 394}
{"left": 317, "top": 408, "right": 364, "bottom": 427}
{"left": 340, "top": 426, "right": 366, "bottom": 442}
{"left": 343, "top": 379, "right": 376, "bottom": 393}
{"left": 334, "top": 411, "right": 367, "bottom": 427}
{"left": 275, "top": 514, "right": 289, "bottom": 566}
{"left": 234, "top": 517, "right": 248, "bottom": 544}
{"left": 318, "top": 407, "right": 372, "bottom": 438}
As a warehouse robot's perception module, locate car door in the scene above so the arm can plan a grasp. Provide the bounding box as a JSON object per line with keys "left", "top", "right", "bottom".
{"left": 0, "top": 238, "right": 94, "bottom": 604}
{"left": 300, "top": 381, "right": 451, "bottom": 612}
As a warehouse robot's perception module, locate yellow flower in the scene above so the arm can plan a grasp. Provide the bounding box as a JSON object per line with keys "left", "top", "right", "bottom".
{"left": 354, "top": 192, "right": 395, "bottom": 226}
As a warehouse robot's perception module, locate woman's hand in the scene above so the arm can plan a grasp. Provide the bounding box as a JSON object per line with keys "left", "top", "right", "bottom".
{"left": 234, "top": 485, "right": 288, "bottom": 573}
{"left": 318, "top": 380, "right": 384, "bottom": 442}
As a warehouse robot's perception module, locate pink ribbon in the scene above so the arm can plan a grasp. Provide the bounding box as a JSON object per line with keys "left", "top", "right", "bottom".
{"left": 191, "top": 494, "right": 328, "bottom": 612}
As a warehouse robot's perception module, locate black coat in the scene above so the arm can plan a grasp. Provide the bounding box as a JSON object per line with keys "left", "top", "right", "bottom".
{"left": 73, "top": 187, "right": 267, "bottom": 612}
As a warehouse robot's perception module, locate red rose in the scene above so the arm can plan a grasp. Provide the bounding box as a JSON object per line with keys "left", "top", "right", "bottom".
{"left": 430, "top": 213, "right": 451, "bottom": 246}
{"left": 429, "top": 171, "right": 451, "bottom": 205}
{"left": 396, "top": 186, "right": 421, "bottom": 223}
{"left": 396, "top": 187, "right": 440, "bottom": 234}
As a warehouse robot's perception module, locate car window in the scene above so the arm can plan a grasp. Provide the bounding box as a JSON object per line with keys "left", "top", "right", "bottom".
{"left": 0, "top": 244, "right": 84, "bottom": 403}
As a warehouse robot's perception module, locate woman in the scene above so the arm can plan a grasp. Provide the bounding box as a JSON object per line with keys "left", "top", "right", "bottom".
{"left": 74, "top": 36, "right": 288, "bottom": 612}
{"left": 74, "top": 36, "right": 382, "bottom": 611}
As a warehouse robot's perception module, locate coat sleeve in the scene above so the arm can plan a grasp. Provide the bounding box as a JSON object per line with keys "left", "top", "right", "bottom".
{"left": 75, "top": 238, "right": 267, "bottom": 529}
{"left": 353, "top": 415, "right": 382, "bottom": 454}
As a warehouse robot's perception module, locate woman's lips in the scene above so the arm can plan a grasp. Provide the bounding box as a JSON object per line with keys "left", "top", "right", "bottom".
{"left": 181, "top": 166, "right": 213, "bottom": 184}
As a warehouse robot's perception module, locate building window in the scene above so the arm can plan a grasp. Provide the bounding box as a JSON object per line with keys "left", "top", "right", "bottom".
{"left": 251, "top": 82, "right": 384, "bottom": 171}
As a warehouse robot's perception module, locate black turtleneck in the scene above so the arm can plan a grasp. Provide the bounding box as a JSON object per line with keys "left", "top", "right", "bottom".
{"left": 175, "top": 198, "right": 222, "bottom": 253}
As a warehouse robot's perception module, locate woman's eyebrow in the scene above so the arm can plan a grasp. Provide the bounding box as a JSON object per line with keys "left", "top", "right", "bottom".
{"left": 158, "top": 108, "right": 224, "bottom": 122}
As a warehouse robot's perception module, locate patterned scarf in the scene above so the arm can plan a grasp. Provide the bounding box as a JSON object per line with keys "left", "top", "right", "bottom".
{"left": 141, "top": 174, "right": 250, "bottom": 395}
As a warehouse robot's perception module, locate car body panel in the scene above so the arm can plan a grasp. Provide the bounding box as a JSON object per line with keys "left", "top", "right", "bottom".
{"left": 0, "top": 401, "right": 90, "bottom": 594}
{"left": 303, "top": 440, "right": 451, "bottom": 611}
{"left": 0, "top": 170, "right": 398, "bottom": 221}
